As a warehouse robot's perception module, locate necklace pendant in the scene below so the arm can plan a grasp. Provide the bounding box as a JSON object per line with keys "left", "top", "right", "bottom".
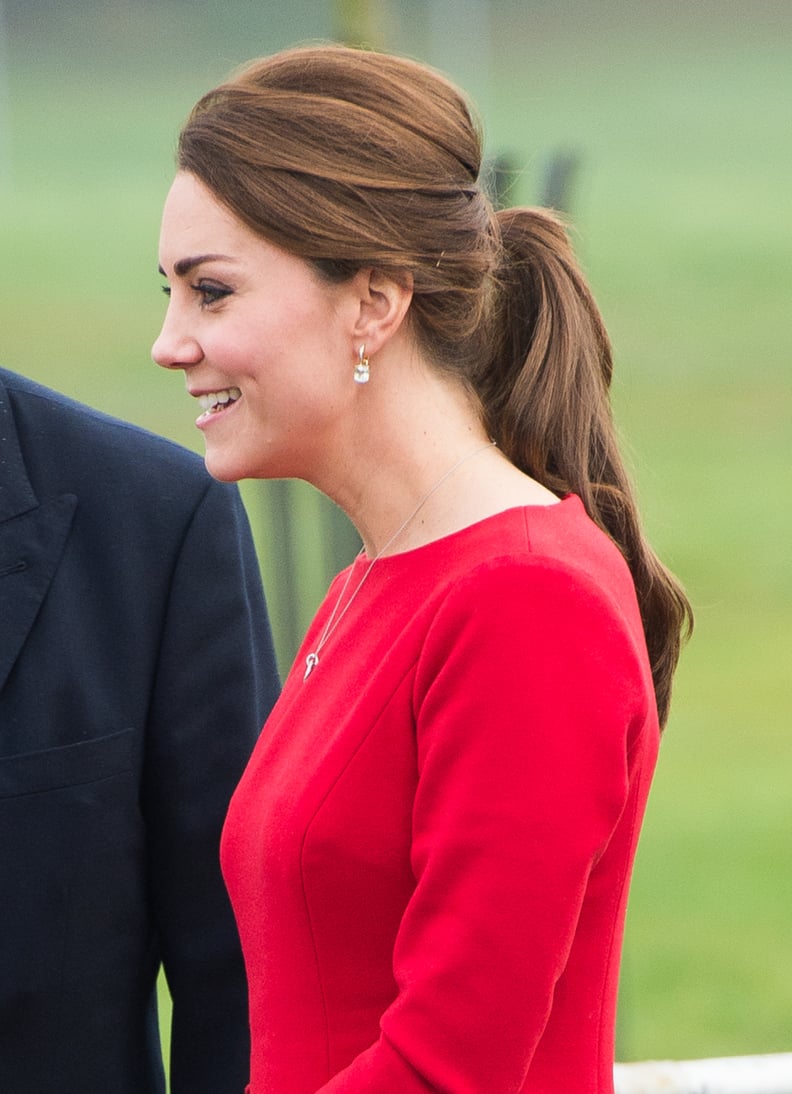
{"left": 304, "top": 652, "right": 319, "bottom": 681}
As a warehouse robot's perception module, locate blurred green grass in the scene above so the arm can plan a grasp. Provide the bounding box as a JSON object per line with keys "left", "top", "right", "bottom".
{"left": 2, "top": 0, "right": 790, "bottom": 1067}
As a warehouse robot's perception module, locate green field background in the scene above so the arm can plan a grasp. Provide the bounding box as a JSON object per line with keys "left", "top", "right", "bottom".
{"left": 2, "top": 0, "right": 790, "bottom": 1071}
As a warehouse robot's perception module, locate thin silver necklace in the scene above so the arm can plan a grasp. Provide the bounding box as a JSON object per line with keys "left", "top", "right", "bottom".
{"left": 303, "top": 440, "right": 496, "bottom": 681}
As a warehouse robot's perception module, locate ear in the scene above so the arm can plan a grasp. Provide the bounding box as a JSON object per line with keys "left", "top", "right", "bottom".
{"left": 349, "top": 268, "right": 414, "bottom": 356}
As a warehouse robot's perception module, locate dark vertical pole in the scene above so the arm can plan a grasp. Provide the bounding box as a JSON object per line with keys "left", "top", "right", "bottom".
{"left": 265, "top": 480, "right": 303, "bottom": 670}
{"left": 539, "top": 149, "right": 581, "bottom": 212}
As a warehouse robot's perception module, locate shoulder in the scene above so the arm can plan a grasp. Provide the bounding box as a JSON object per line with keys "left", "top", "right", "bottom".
{"left": 1, "top": 367, "right": 230, "bottom": 507}
{"left": 412, "top": 514, "right": 657, "bottom": 751}
{"left": 413, "top": 503, "right": 651, "bottom": 695}
{"left": 435, "top": 499, "right": 640, "bottom": 630}
{"left": 2, "top": 368, "right": 202, "bottom": 470}
{"left": 427, "top": 551, "right": 637, "bottom": 664}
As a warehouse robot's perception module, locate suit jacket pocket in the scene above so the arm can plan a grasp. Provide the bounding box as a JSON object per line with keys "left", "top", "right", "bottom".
{"left": 0, "top": 728, "right": 145, "bottom": 1033}
{"left": 0, "top": 727, "right": 134, "bottom": 799}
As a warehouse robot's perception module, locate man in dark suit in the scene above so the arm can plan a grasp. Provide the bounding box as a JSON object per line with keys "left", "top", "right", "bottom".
{"left": 0, "top": 367, "right": 281, "bottom": 1092}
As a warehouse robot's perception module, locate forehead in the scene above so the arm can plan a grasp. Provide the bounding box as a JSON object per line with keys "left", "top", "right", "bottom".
{"left": 157, "top": 170, "right": 345, "bottom": 312}
{"left": 159, "top": 171, "right": 258, "bottom": 258}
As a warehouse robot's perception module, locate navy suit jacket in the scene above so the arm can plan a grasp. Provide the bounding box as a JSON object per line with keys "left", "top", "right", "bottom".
{"left": 0, "top": 369, "right": 280, "bottom": 1092}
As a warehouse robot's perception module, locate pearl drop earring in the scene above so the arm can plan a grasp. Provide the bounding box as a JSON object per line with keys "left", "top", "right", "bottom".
{"left": 354, "top": 344, "right": 370, "bottom": 384}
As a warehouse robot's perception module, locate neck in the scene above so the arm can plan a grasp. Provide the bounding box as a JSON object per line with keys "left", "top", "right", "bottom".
{"left": 363, "top": 438, "right": 498, "bottom": 559}
{"left": 327, "top": 376, "right": 495, "bottom": 557}
{"left": 306, "top": 343, "right": 556, "bottom": 559}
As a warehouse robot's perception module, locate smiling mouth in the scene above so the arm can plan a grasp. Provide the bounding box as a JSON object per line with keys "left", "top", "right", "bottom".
{"left": 198, "top": 387, "right": 242, "bottom": 414}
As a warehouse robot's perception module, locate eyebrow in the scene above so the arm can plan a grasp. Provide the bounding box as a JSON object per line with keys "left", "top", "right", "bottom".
{"left": 158, "top": 254, "right": 236, "bottom": 278}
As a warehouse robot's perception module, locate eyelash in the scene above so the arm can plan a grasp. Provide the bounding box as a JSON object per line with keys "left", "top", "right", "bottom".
{"left": 193, "top": 281, "right": 232, "bottom": 307}
{"left": 159, "top": 282, "right": 232, "bottom": 307}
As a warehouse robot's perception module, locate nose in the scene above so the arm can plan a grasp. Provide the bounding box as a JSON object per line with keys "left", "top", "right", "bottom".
{"left": 151, "top": 307, "right": 204, "bottom": 371}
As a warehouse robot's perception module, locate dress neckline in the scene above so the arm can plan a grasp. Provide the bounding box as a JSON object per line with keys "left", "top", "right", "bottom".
{"left": 357, "top": 494, "right": 579, "bottom": 567}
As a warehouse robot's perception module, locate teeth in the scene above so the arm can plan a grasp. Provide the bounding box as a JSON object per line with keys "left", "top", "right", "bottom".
{"left": 198, "top": 387, "right": 241, "bottom": 411}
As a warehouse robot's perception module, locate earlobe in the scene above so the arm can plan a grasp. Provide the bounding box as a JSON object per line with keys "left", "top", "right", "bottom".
{"left": 351, "top": 267, "right": 414, "bottom": 356}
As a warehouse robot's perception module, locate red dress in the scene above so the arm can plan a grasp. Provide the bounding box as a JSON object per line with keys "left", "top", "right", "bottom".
{"left": 222, "top": 496, "right": 659, "bottom": 1092}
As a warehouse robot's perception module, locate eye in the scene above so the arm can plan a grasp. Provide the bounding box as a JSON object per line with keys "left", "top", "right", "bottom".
{"left": 193, "top": 280, "right": 232, "bottom": 307}
{"left": 161, "top": 284, "right": 171, "bottom": 298}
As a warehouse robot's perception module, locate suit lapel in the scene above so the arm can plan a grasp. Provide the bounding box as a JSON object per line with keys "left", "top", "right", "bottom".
{"left": 0, "top": 378, "right": 77, "bottom": 693}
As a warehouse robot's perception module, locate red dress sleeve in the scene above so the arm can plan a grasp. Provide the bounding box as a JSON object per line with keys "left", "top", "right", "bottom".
{"left": 315, "top": 557, "right": 654, "bottom": 1092}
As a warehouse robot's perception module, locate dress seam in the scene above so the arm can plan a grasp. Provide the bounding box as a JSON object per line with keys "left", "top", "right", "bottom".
{"left": 298, "top": 659, "right": 419, "bottom": 1079}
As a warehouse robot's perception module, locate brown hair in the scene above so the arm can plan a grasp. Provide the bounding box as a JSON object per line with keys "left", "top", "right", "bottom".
{"left": 177, "top": 44, "right": 692, "bottom": 726}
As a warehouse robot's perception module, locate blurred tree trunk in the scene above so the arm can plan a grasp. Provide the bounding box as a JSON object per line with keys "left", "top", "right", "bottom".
{"left": 333, "top": 0, "right": 384, "bottom": 48}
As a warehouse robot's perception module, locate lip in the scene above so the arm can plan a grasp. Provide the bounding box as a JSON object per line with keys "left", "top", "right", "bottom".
{"left": 196, "top": 400, "right": 241, "bottom": 430}
{"left": 187, "top": 385, "right": 239, "bottom": 400}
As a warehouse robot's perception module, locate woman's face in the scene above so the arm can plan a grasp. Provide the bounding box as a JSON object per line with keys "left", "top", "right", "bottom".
{"left": 153, "top": 171, "right": 357, "bottom": 483}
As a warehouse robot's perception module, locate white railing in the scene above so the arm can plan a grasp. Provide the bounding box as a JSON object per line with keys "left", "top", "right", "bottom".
{"left": 614, "top": 1053, "right": 792, "bottom": 1093}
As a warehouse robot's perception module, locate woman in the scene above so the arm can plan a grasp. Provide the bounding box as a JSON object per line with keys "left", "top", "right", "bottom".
{"left": 153, "top": 45, "right": 691, "bottom": 1094}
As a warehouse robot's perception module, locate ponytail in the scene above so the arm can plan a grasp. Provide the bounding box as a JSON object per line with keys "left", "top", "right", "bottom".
{"left": 479, "top": 207, "right": 692, "bottom": 727}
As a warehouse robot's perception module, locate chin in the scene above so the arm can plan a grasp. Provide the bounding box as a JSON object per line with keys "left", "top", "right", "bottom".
{"left": 202, "top": 450, "right": 247, "bottom": 483}
{"left": 204, "top": 436, "right": 298, "bottom": 484}
{"left": 204, "top": 447, "right": 281, "bottom": 484}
